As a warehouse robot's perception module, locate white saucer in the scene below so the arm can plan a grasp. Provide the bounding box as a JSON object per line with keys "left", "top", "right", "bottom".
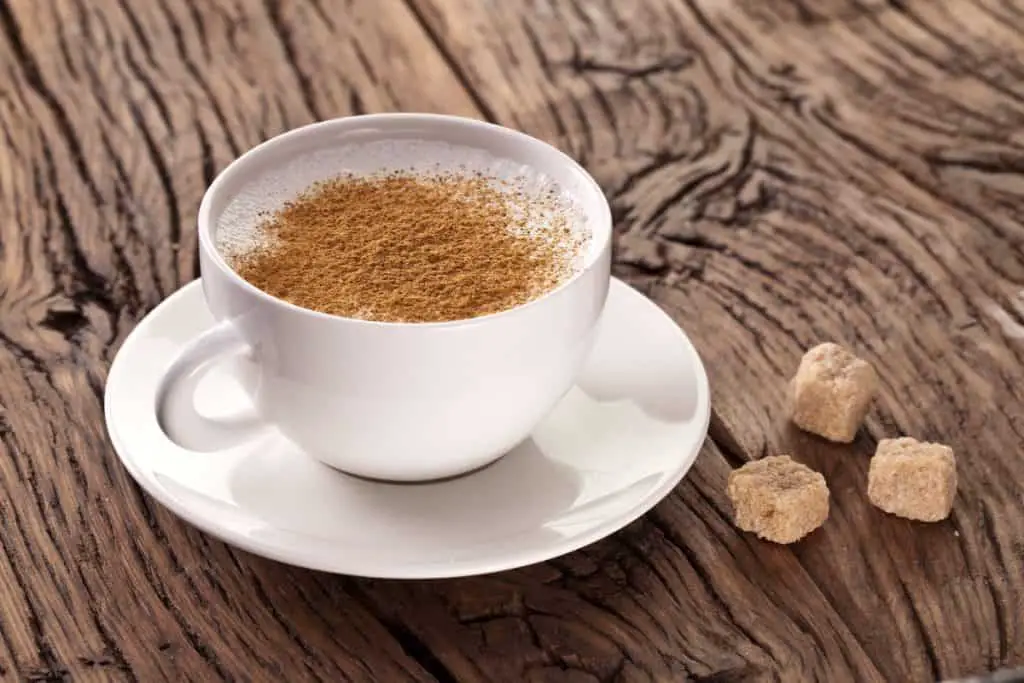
{"left": 105, "top": 278, "right": 710, "bottom": 578}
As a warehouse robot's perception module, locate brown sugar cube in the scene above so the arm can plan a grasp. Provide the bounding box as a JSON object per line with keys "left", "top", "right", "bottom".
{"left": 867, "top": 437, "right": 957, "bottom": 522}
{"left": 789, "top": 342, "right": 878, "bottom": 443}
{"left": 726, "top": 455, "right": 829, "bottom": 544}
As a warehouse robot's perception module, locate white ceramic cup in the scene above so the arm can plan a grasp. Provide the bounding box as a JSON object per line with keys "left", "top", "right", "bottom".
{"left": 156, "top": 113, "right": 612, "bottom": 482}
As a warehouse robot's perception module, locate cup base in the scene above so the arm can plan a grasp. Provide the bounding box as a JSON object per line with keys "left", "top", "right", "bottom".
{"left": 323, "top": 450, "right": 510, "bottom": 485}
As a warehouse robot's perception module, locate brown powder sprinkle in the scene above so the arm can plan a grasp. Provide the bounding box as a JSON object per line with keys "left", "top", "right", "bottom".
{"left": 228, "top": 170, "right": 587, "bottom": 323}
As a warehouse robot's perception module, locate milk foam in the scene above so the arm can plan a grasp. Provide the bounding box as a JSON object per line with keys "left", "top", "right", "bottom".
{"left": 215, "top": 138, "right": 591, "bottom": 266}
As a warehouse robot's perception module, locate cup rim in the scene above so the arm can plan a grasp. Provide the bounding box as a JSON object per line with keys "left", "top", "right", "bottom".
{"left": 196, "top": 113, "right": 612, "bottom": 329}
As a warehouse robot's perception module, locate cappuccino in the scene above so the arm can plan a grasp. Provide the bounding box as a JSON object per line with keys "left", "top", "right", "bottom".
{"left": 216, "top": 139, "right": 590, "bottom": 323}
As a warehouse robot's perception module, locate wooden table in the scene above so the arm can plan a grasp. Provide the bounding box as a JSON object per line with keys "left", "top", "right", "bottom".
{"left": 0, "top": 0, "right": 1022, "bottom": 681}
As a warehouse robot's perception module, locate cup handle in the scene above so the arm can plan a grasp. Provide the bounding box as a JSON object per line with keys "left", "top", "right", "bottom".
{"left": 156, "top": 320, "right": 268, "bottom": 452}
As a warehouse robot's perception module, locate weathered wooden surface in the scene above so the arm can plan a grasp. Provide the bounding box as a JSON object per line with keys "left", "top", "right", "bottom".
{"left": 0, "top": 0, "right": 1022, "bottom": 680}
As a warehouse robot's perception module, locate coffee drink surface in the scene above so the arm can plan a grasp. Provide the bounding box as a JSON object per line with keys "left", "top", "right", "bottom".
{"left": 216, "top": 139, "right": 590, "bottom": 323}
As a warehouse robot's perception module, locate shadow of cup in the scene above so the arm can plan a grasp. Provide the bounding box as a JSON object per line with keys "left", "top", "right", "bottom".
{"left": 225, "top": 435, "right": 583, "bottom": 568}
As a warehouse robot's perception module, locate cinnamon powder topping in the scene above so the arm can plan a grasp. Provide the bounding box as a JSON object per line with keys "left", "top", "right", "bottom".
{"left": 229, "top": 171, "right": 586, "bottom": 323}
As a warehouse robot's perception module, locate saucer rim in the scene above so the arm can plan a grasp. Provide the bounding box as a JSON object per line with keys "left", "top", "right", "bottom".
{"left": 104, "top": 277, "right": 710, "bottom": 579}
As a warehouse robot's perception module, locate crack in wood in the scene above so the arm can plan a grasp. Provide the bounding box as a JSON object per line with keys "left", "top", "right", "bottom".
{"left": 399, "top": 0, "right": 498, "bottom": 123}
{"left": 567, "top": 51, "right": 695, "bottom": 79}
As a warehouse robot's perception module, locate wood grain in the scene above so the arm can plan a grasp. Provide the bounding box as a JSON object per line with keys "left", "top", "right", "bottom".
{"left": 0, "top": 0, "right": 1022, "bottom": 681}
{"left": 0, "top": 0, "right": 474, "bottom": 680}
{"left": 398, "top": 0, "right": 1024, "bottom": 679}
